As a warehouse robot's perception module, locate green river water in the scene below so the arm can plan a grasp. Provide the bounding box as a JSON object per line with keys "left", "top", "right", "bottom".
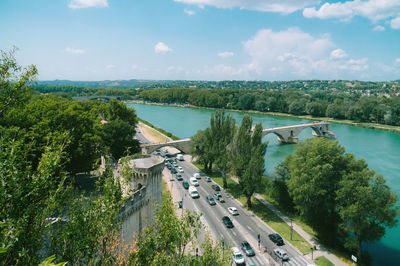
{"left": 128, "top": 102, "right": 400, "bottom": 265}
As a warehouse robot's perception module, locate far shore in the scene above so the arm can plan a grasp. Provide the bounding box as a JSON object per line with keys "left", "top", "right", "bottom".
{"left": 126, "top": 100, "right": 400, "bottom": 134}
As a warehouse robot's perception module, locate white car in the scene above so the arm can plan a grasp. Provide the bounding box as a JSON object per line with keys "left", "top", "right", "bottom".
{"left": 273, "top": 248, "right": 289, "bottom": 261}
{"left": 178, "top": 166, "right": 184, "bottom": 173}
{"left": 228, "top": 207, "right": 239, "bottom": 216}
{"left": 193, "top": 172, "right": 201, "bottom": 179}
{"left": 190, "top": 177, "right": 199, "bottom": 186}
{"left": 232, "top": 247, "right": 245, "bottom": 265}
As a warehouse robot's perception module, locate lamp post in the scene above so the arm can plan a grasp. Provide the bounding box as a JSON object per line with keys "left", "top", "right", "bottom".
{"left": 311, "top": 247, "right": 314, "bottom": 260}
{"left": 290, "top": 219, "right": 293, "bottom": 240}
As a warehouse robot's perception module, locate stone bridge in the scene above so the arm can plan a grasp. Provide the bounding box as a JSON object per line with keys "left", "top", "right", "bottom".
{"left": 262, "top": 121, "right": 335, "bottom": 143}
{"left": 141, "top": 138, "right": 191, "bottom": 155}
{"left": 140, "top": 121, "right": 335, "bottom": 154}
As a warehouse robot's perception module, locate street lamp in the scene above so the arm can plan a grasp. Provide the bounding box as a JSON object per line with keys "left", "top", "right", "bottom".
{"left": 310, "top": 247, "right": 314, "bottom": 260}
{"left": 290, "top": 219, "right": 293, "bottom": 240}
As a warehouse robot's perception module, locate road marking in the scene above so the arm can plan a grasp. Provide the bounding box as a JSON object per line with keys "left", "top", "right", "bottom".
{"left": 246, "top": 225, "right": 254, "bottom": 232}
{"left": 232, "top": 231, "right": 237, "bottom": 236}
{"left": 254, "top": 256, "right": 263, "bottom": 265}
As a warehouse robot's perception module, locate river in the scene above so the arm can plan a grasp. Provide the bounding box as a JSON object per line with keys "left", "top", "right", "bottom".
{"left": 128, "top": 102, "right": 400, "bottom": 265}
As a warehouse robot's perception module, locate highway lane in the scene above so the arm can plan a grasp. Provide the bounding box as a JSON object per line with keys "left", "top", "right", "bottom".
{"left": 170, "top": 157, "right": 312, "bottom": 266}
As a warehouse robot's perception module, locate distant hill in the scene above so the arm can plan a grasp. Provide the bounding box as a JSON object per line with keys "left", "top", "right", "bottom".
{"left": 37, "top": 79, "right": 163, "bottom": 88}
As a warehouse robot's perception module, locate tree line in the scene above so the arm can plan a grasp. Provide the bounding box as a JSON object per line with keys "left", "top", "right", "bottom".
{"left": 191, "top": 110, "right": 398, "bottom": 263}
{"left": 140, "top": 88, "right": 400, "bottom": 126}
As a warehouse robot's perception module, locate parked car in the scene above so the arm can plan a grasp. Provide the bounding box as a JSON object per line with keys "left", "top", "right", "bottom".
{"left": 205, "top": 176, "right": 211, "bottom": 182}
{"left": 232, "top": 247, "right": 246, "bottom": 265}
{"left": 273, "top": 248, "right": 289, "bottom": 261}
{"left": 182, "top": 181, "right": 189, "bottom": 189}
{"left": 211, "top": 184, "right": 221, "bottom": 191}
{"left": 206, "top": 195, "right": 216, "bottom": 205}
{"left": 190, "top": 177, "right": 199, "bottom": 186}
{"left": 178, "top": 166, "right": 184, "bottom": 173}
{"left": 171, "top": 167, "right": 177, "bottom": 174}
{"left": 222, "top": 216, "right": 234, "bottom": 228}
{"left": 214, "top": 193, "right": 225, "bottom": 203}
{"left": 241, "top": 241, "right": 255, "bottom": 257}
{"left": 269, "top": 233, "right": 284, "bottom": 246}
{"left": 176, "top": 173, "right": 183, "bottom": 181}
{"left": 228, "top": 207, "right": 239, "bottom": 216}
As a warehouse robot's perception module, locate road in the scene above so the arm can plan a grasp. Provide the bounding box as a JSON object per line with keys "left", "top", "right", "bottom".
{"left": 165, "top": 157, "right": 312, "bottom": 266}
{"left": 135, "top": 126, "right": 150, "bottom": 144}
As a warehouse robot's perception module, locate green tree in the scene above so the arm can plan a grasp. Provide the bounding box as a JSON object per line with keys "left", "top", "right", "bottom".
{"left": 210, "top": 110, "right": 235, "bottom": 188}
{"left": 230, "top": 115, "right": 267, "bottom": 207}
{"left": 190, "top": 128, "right": 213, "bottom": 171}
{"left": 336, "top": 160, "right": 399, "bottom": 259}
{"left": 0, "top": 47, "right": 38, "bottom": 116}
{"left": 128, "top": 194, "right": 231, "bottom": 265}
{"left": 0, "top": 138, "right": 67, "bottom": 265}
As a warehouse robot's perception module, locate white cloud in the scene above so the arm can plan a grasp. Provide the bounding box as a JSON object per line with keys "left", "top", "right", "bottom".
{"left": 154, "top": 42, "right": 173, "bottom": 54}
{"left": 105, "top": 65, "right": 115, "bottom": 69}
{"left": 65, "top": 47, "right": 85, "bottom": 54}
{"left": 303, "top": 1, "right": 400, "bottom": 28}
{"left": 184, "top": 9, "right": 196, "bottom": 15}
{"left": 390, "top": 16, "right": 400, "bottom": 29}
{"left": 68, "top": 0, "right": 108, "bottom": 9}
{"left": 131, "top": 65, "right": 138, "bottom": 70}
{"left": 330, "top": 49, "right": 348, "bottom": 59}
{"left": 373, "top": 25, "right": 385, "bottom": 31}
{"left": 395, "top": 58, "right": 400, "bottom": 65}
{"left": 217, "top": 51, "right": 234, "bottom": 58}
{"left": 243, "top": 28, "right": 333, "bottom": 77}
{"left": 174, "top": 0, "right": 319, "bottom": 14}
{"left": 167, "top": 66, "right": 184, "bottom": 73}
{"left": 343, "top": 58, "right": 369, "bottom": 71}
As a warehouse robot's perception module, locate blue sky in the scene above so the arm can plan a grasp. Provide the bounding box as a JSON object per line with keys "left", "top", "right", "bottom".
{"left": 1, "top": 0, "right": 400, "bottom": 81}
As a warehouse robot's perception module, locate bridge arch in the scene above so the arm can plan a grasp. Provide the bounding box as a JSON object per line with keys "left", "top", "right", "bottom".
{"left": 262, "top": 131, "right": 286, "bottom": 143}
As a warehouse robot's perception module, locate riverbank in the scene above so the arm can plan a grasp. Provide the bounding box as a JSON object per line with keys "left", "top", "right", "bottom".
{"left": 127, "top": 100, "right": 400, "bottom": 134}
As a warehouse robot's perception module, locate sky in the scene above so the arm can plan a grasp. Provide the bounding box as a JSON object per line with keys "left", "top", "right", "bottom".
{"left": 1, "top": 0, "right": 400, "bottom": 81}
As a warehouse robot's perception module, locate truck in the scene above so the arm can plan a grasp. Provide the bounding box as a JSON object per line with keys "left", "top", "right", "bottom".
{"left": 188, "top": 186, "right": 199, "bottom": 199}
{"left": 177, "top": 154, "right": 184, "bottom": 161}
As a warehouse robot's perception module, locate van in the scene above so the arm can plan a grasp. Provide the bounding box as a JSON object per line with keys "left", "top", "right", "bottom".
{"left": 188, "top": 186, "right": 199, "bottom": 198}
{"left": 232, "top": 247, "right": 245, "bottom": 265}
{"left": 190, "top": 177, "right": 199, "bottom": 186}
{"left": 194, "top": 173, "right": 201, "bottom": 179}
{"left": 177, "top": 154, "right": 184, "bottom": 161}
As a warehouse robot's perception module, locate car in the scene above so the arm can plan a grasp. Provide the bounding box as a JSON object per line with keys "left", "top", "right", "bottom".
{"left": 178, "top": 166, "right": 184, "bottom": 173}
{"left": 206, "top": 195, "right": 216, "bottom": 205}
{"left": 173, "top": 162, "right": 178, "bottom": 167}
{"left": 241, "top": 241, "right": 255, "bottom": 257}
{"left": 166, "top": 164, "right": 172, "bottom": 170}
{"left": 232, "top": 247, "right": 246, "bottom": 265}
{"left": 228, "top": 207, "right": 239, "bottom": 216}
{"left": 273, "top": 248, "right": 289, "bottom": 261}
{"left": 176, "top": 173, "right": 183, "bottom": 181}
{"left": 222, "top": 216, "right": 234, "bottom": 228}
{"left": 205, "top": 176, "right": 211, "bottom": 182}
{"left": 214, "top": 193, "right": 225, "bottom": 203}
{"left": 211, "top": 184, "right": 221, "bottom": 191}
{"left": 182, "top": 181, "right": 189, "bottom": 189}
{"left": 171, "top": 167, "right": 177, "bottom": 174}
{"left": 268, "top": 233, "right": 284, "bottom": 246}
{"left": 190, "top": 177, "right": 199, "bottom": 186}
{"left": 193, "top": 173, "right": 201, "bottom": 179}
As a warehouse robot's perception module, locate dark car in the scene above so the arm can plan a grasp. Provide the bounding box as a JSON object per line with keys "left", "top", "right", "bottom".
{"left": 182, "top": 181, "right": 189, "bottom": 189}
{"left": 211, "top": 184, "right": 221, "bottom": 191}
{"left": 176, "top": 173, "right": 183, "bottom": 181}
{"left": 171, "top": 167, "right": 177, "bottom": 174}
{"left": 166, "top": 163, "right": 172, "bottom": 170}
{"left": 206, "top": 195, "right": 216, "bottom": 206}
{"left": 222, "top": 216, "right": 234, "bottom": 228}
{"left": 241, "top": 241, "right": 255, "bottom": 257}
{"left": 269, "top": 233, "right": 284, "bottom": 246}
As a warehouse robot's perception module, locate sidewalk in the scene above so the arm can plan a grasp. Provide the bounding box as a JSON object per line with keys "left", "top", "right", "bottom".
{"left": 229, "top": 176, "right": 346, "bottom": 266}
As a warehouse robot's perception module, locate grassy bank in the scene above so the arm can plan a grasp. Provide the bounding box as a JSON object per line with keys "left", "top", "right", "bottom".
{"left": 315, "top": 256, "right": 335, "bottom": 266}
{"left": 129, "top": 100, "right": 400, "bottom": 134}
{"left": 138, "top": 117, "right": 180, "bottom": 140}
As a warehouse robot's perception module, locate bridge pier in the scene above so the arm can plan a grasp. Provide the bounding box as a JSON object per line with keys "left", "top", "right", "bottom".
{"left": 278, "top": 136, "right": 298, "bottom": 144}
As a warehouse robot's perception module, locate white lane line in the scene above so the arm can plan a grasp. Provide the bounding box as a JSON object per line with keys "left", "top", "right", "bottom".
{"left": 254, "top": 256, "right": 263, "bottom": 265}
{"left": 246, "top": 225, "right": 254, "bottom": 232}
{"left": 296, "top": 256, "right": 310, "bottom": 265}
{"left": 288, "top": 258, "right": 301, "bottom": 266}
{"left": 232, "top": 231, "right": 237, "bottom": 236}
